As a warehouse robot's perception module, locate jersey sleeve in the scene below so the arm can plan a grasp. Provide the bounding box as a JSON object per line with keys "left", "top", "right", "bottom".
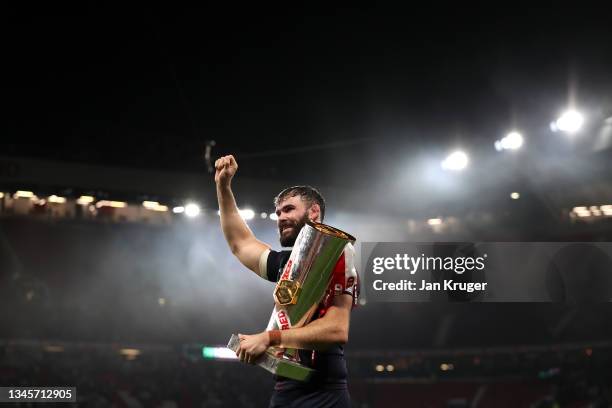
{"left": 264, "top": 249, "right": 285, "bottom": 283}
{"left": 329, "top": 243, "right": 360, "bottom": 307}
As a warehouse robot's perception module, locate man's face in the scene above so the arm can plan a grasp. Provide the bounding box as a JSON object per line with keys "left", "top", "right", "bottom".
{"left": 275, "top": 195, "right": 311, "bottom": 247}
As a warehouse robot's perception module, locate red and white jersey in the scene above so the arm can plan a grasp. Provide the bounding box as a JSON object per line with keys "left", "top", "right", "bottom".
{"left": 317, "top": 243, "right": 360, "bottom": 316}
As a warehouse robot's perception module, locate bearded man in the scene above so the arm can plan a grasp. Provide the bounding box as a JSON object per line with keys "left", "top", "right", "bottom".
{"left": 215, "top": 155, "right": 359, "bottom": 408}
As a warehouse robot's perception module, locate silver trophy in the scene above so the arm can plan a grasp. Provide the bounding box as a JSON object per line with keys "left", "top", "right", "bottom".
{"left": 228, "top": 221, "right": 356, "bottom": 381}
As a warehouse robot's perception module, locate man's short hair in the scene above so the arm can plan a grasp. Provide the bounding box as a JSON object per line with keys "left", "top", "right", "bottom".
{"left": 274, "top": 185, "right": 326, "bottom": 221}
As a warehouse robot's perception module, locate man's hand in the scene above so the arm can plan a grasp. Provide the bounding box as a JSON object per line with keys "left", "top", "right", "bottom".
{"left": 236, "top": 332, "right": 270, "bottom": 364}
{"left": 214, "top": 155, "right": 238, "bottom": 186}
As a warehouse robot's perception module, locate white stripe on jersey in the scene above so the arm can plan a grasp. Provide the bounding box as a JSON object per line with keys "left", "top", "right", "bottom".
{"left": 343, "top": 243, "right": 358, "bottom": 297}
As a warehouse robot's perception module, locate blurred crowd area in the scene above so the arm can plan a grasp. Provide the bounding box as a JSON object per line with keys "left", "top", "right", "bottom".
{"left": 350, "top": 347, "right": 612, "bottom": 407}
{"left": 1, "top": 343, "right": 611, "bottom": 407}
{"left": 1, "top": 205, "right": 612, "bottom": 407}
{"left": 1, "top": 217, "right": 612, "bottom": 348}
{"left": 0, "top": 347, "right": 274, "bottom": 407}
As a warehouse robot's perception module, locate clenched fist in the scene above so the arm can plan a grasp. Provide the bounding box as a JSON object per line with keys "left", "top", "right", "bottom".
{"left": 215, "top": 155, "right": 238, "bottom": 186}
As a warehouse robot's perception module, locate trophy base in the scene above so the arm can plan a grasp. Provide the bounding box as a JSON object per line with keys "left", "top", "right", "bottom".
{"left": 227, "top": 334, "right": 314, "bottom": 382}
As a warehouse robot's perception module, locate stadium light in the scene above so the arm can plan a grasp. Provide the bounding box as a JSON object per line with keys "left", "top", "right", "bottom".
{"left": 0, "top": 192, "right": 4, "bottom": 198}
{"left": 552, "top": 110, "right": 584, "bottom": 133}
{"left": 427, "top": 218, "right": 442, "bottom": 226}
{"left": 495, "top": 131, "right": 524, "bottom": 151}
{"left": 590, "top": 206, "right": 602, "bottom": 216}
{"left": 96, "top": 200, "right": 127, "bottom": 209}
{"left": 14, "top": 190, "right": 34, "bottom": 199}
{"left": 172, "top": 206, "right": 185, "bottom": 214}
{"left": 441, "top": 151, "right": 468, "bottom": 171}
{"left": 119, "top": 348, "right": 141, "bottom": 360}
{"left": 570, "top": 205, "right": 612, "bottom": 217}
{"left": 269, "top": 213, "right": 279, "bottom": 221}
{"left": 375, "top": 364, "right": 384, "bottom": 372}
{"left": 77, "top": 195, "right": 95, "bottom": 205}
{"left": 510, "top": 192, "right": 520, "bottom": 200}
{"left": 260, "top": 212, "right": 268, "bottom": 219}
{"left": 184, "top": 203, "right": 201, "bottom": 217}
{"left": 142, "top": 201, "right": 168, "bottom": 212}
{"left": 202, "top": 346, "right": 237, "bottom": 360}
{"left": 239, "top": 209, "right": 255, "bottom": 220}
{"left": 572, "top": 206, "right": 591, "bottom": 217}
{"left": 48, "top": 195, "right": 67, "bottom": 204}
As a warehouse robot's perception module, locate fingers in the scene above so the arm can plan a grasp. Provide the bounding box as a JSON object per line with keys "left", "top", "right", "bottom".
{"left": 236, "top": 333, "right": 246, "bottom": 362}
{"left": 214, "top": 155, "right": 237, "bottom": 171}
{"left": 228, "top": 155, "right": 237, "bottom": 169}
{"left": 236, "top": 346, "right": 255, "bottom": 364}
{"left": 235, "top": 336, "right": 256, "bottom": 365}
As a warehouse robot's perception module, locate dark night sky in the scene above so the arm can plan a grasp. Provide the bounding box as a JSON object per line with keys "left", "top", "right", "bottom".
{"left": 4, "top": 5, "right": 612, "bottom": 187}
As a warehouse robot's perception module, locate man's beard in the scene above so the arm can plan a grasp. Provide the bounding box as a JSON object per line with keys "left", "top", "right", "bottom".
{"left": 278, "top": 214, "right": 309, "bottom": 247}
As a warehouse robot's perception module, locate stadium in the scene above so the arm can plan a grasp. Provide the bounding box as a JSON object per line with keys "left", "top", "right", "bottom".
{"left": 2, "top": 5, "right": 612, "bottom": 407}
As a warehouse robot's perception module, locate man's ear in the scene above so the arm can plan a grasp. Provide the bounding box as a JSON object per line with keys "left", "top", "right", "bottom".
{"left": 308, "top": 203, "right": 321, "bottom": 223}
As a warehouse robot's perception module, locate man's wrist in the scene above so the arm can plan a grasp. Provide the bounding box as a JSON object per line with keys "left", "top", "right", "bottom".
{"left": 216, "top": 181, "right": 232, "bottom": 190}
{"left": 267, "top": 330, "right": 282, "bottom": 347}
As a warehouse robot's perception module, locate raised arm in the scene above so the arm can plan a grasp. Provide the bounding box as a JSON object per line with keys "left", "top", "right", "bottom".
{"left": 215, "top": 155, "right": 271, "bottom": 277}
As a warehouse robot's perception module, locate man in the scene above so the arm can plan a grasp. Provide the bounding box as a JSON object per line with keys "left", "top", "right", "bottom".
{"left": 215, "top": 154, "right": 359, "bottom": 408}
